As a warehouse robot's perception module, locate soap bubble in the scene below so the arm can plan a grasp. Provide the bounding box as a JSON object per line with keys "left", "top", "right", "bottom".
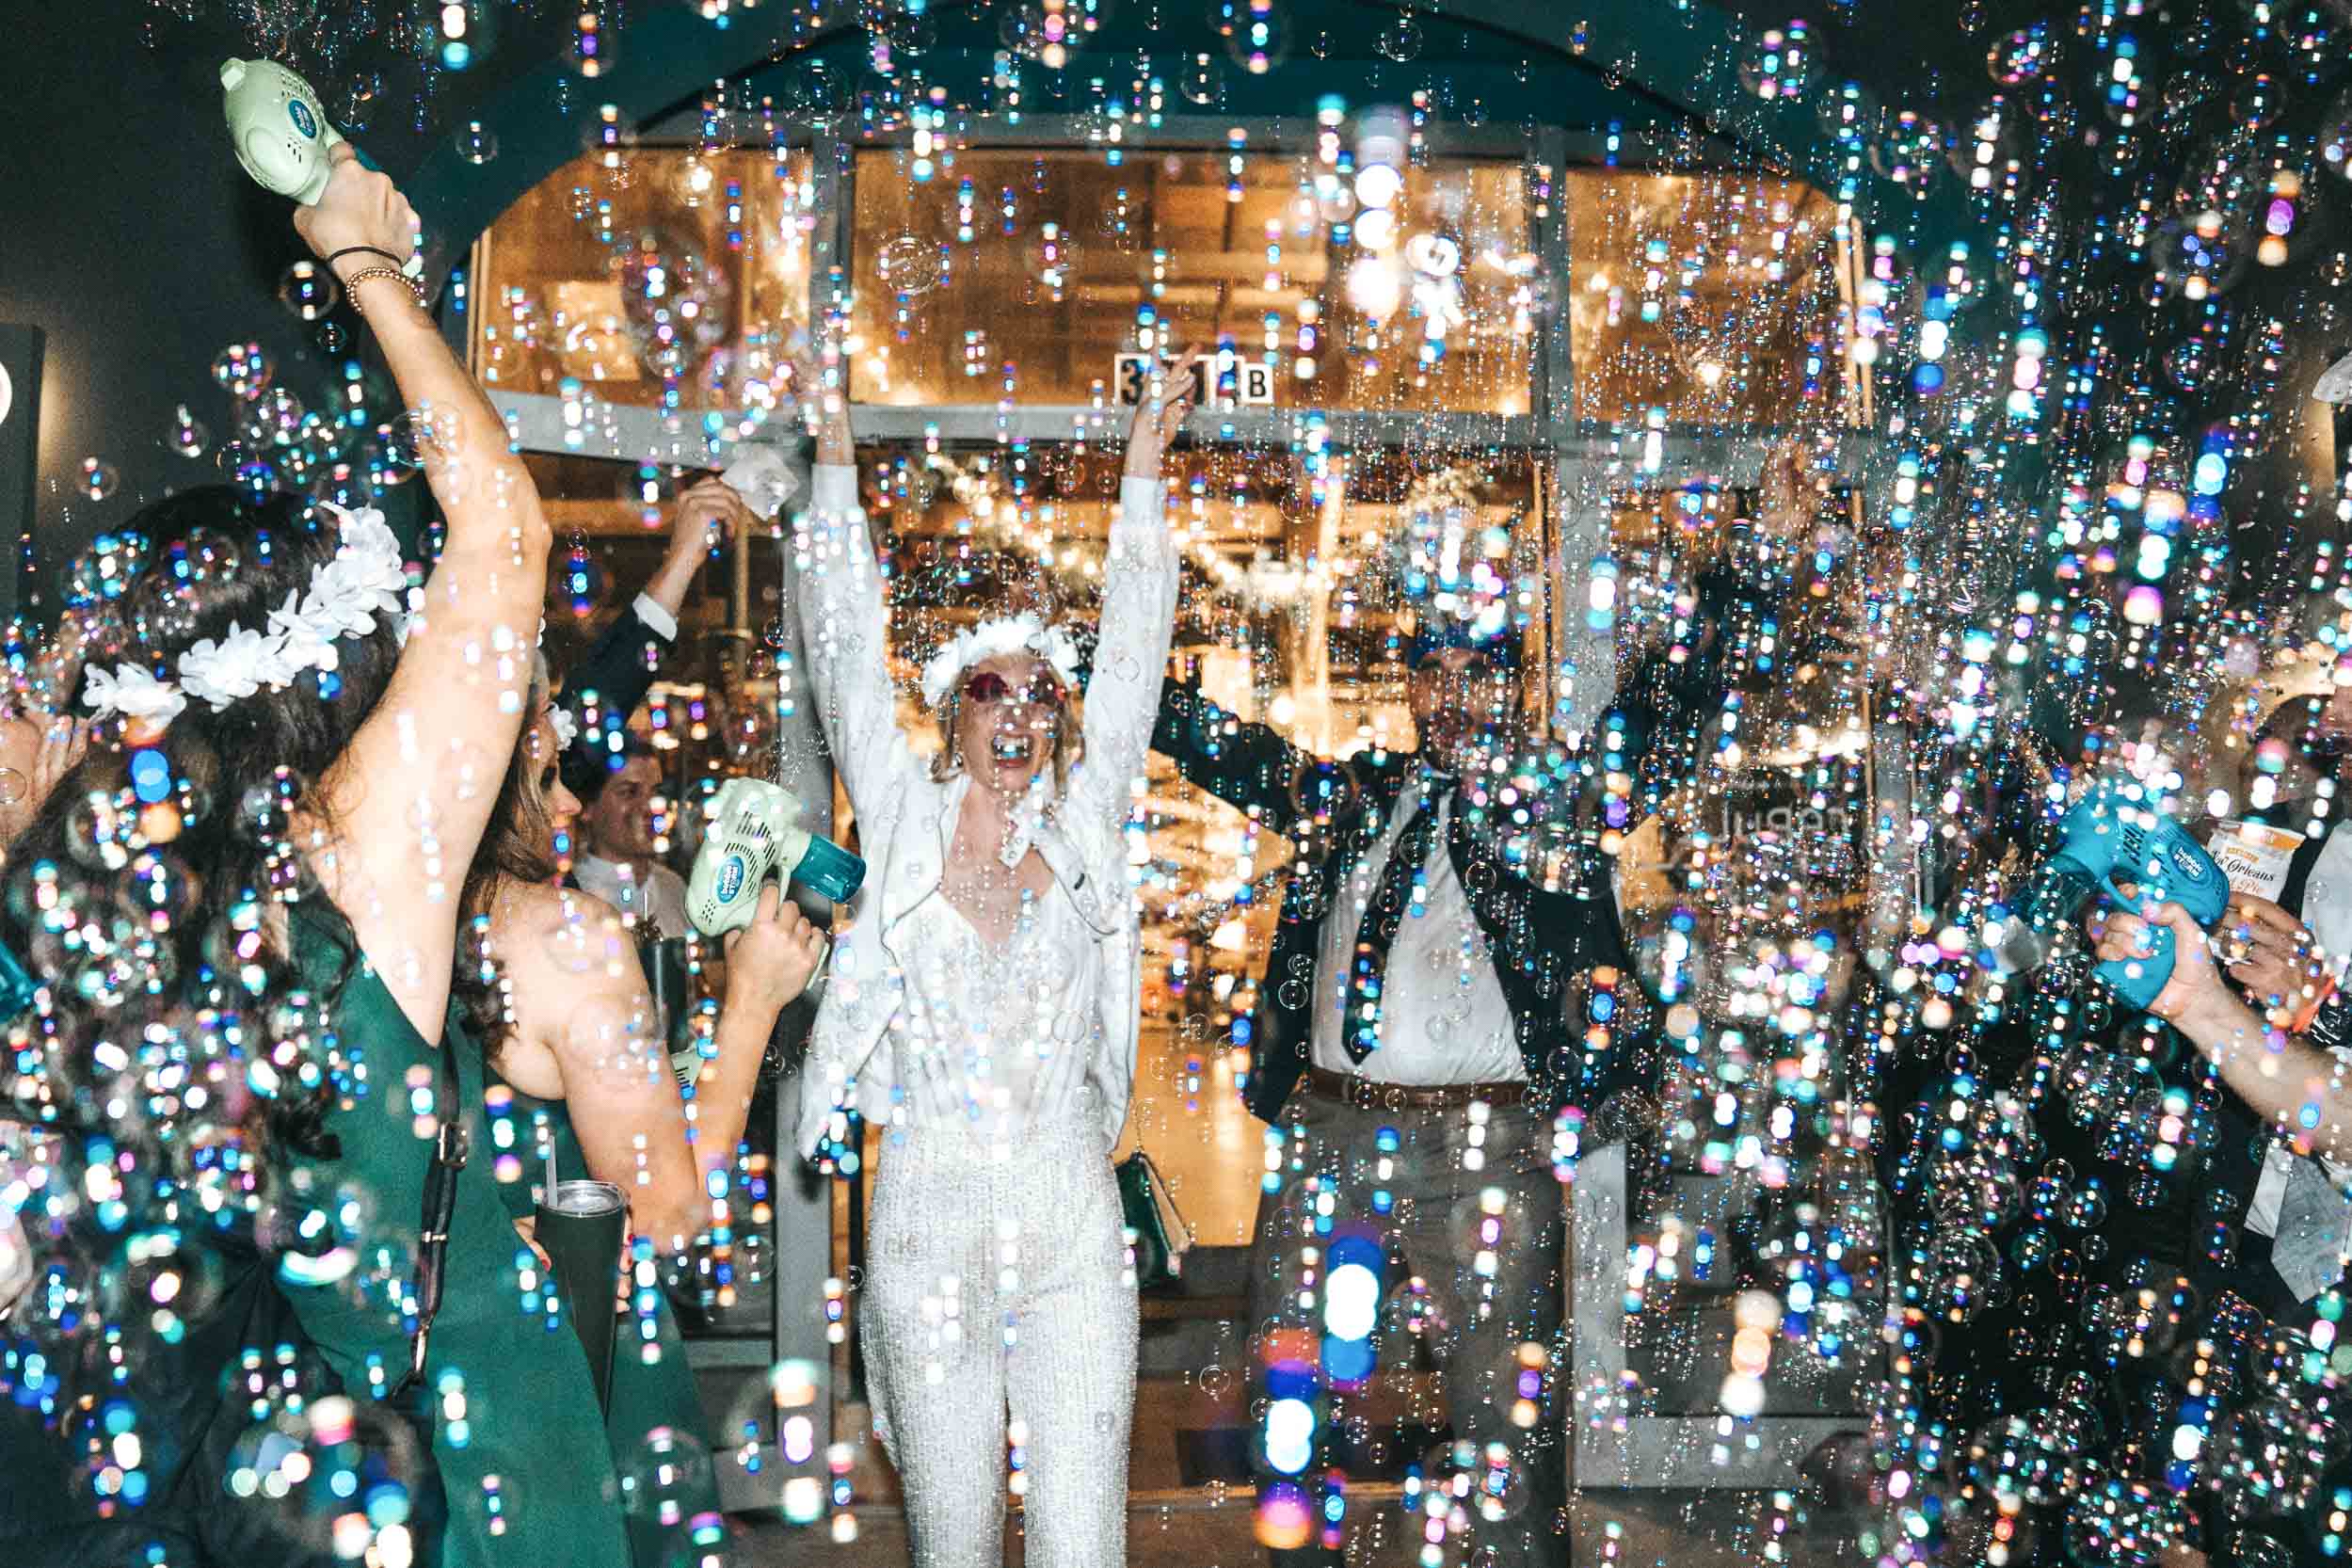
{"left": 1177, "top": 51, "right": 1222, "bottom": 106}
{"left": 342, "top": 72, "right": 381, "bottom": 131}
{"left": 1986, "top": 24, "right": 2057, "bottom": 84}
{"left": 1738, "top": 23, "right": 1816, "bottom": 102}
{"left": 277, "top": 260, "right": 340, "bottom": 322}
{"left": 1209, "top": 0, "right": 1292, "bottom": 74}
{"left": 224, "top": 1395, "right": 430, "bottom": 1560}
{"left": 2060, "top": 1475, "right": 2191, "bottom": 1567}
{"left": 784, "top": 60, "right": 850, "bottom": 126}
{"left": 241, "top": 387, "right": 309, "bottom": 450}
{"left": 873, "top": 233, "right": 946, "bottom": 297}
{"left": 212, "top": 342, "right": 273, "bottom": 400}
{"left": 611, "top": 1426, "right": 716, "bottom": 1528}
{"left": 1371, "top": 12, "right": 1422, "bottom": 61}
{"left": 454, "top": 120, "right": 499, "bottom": 165}
{"left": 615, "top": 229, "right": 732, "bottom": 381}
{"left": 166, "top": 405, "right": 211, "bottom": 459}
{"left": 77, "top": 457, "right": 119, "bottom": 502}
{"left": 313, "top": 319, "right": 348, "bottom": 355}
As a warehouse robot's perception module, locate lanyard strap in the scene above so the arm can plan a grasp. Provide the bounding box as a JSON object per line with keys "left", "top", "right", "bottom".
{"left": 399, "top": 1039, "right": 469, "bottom": 1394}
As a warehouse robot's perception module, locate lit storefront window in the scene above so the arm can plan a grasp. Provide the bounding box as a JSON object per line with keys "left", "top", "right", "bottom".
{"left": 1566, "top": 170, "right": 1846, "bottom": 428}
{"left": 847, "top": 148, "right": 1535, "bottom": 413}
{"left": 472, "top": 148, "right": 816, "bottom": 411}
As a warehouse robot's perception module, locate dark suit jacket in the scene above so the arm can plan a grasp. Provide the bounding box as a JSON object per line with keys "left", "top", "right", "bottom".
{"left": 560, "top": 599, "right": 670, "bottom": 795}
{"left": 1151, "top": 679, "right": 1650, "bottom": 1122}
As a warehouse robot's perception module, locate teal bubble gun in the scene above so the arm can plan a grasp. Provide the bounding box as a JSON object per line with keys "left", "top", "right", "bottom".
{"left": 685, "top": 777, "right": 864, "bottom": 936}
{"left": 2011, "top": 777, "right": 2230, "bottom": 1011}
{"left": 219, "top": 58, "right": 424, "bottom": 279}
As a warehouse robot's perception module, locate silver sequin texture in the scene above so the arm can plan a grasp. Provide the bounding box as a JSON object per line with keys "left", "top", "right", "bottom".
{"left": 862, "top": 1112, "right": 1139, "bottom": 1567}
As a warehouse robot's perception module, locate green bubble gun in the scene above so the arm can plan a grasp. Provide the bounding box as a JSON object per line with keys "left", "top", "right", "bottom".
{"left": 219, "top": 58, "right": 423, "bottom": 279}
{"left": 686, "top": 777, "right": 865, "bottom": 936}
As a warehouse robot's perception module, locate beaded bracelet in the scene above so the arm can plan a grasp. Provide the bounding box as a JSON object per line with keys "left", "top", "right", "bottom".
{"left": 342, "top": 265, "right": 428, "bottom": 317}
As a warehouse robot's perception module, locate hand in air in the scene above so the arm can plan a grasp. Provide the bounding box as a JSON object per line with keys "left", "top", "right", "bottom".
{"left": 295, "top": 143, "right": 420, "bottom": 282}
{"left": 723, "top": 881, "right": 830, "bottom": 1017}
{"left": 670, "top": 476, "right": 755, "bottom": 556}
{"left": 1123, "top": 346, "right": 1206, "bottom": 478}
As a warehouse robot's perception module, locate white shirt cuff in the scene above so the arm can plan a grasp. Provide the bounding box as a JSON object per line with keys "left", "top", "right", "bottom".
{"left": 632, "top": 592, "right": 678, "bottom": 643}
{"left": 813, "top": 464, "right": 860, "bottom": 514}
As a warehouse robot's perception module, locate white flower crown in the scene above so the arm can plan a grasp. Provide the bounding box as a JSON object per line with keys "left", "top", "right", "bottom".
{"left": 918, "top": 612, "right": 1083, "bottom": 707}
{"left": 81, "top": 502, "right": 414, "bottom": 728}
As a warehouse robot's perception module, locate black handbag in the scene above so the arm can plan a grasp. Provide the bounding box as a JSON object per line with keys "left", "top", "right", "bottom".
{"left": 1116, "top": 1147, "right": 1193, "bottom": 1291}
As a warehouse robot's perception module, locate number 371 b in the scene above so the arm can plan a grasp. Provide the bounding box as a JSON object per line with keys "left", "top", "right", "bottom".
{"left": 1113, "top": 352, "right": 1274, "bottom": 408}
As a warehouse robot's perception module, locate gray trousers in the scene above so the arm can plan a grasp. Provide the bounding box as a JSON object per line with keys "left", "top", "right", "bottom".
{"left": 1246, "top": 1079, "right": 1569, "bottom": 1568}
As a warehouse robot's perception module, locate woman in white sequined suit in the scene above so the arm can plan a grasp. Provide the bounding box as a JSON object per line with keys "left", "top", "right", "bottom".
{"left": 788, "top": 341, "right": 1200, "bottom": 1568}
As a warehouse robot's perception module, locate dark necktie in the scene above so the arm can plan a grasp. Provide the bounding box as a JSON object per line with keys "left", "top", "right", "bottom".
{"left": 1340, "top": 776, "right": 1456, "bottom": 1064}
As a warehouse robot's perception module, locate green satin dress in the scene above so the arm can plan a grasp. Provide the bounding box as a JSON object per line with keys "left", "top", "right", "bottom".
{"left": 279, "top": 908, "right": 634, "bottom": 1568}
{"left": 476, "top": 1067, "right": 724, "bottom": 1567}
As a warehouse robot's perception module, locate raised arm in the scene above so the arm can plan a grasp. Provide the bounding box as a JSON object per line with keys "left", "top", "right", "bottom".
{"left": 1150, "top": 679, "right": 1314, "bottom": 838}
{"left": 561, "top": 479, "right": 748, "bottom": 788}
{"left": 296, "top": 146, "right": 552, "bottom": 1039}
{"left": 786, "top": 332, "right": 904, "bottom": 812}
{"left": 1066, "top": 352, "right": 1199, "bottom": 831}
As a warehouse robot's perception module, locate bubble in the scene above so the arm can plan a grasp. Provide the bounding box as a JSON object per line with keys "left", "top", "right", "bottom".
{"left": 165, "top": 405, "right": 211, "bottom": 460}
{"left": 2060, "top": 1476, "right": 2189, "bottom": 1567}
{"left": 212, "top": 342, "right": 273, "bottom": 400}
{"left": 242, "top": 387, "right": 309, "bottom": 450}
{"left": 342, "top": 72, "right": 381, "bottom": 131}
{"left": 1987, "top": 24, "right": 2057, "bottom": 85}
{"left": 277, "top": 260, "right": 341, "bottom": 322}
{"left": 225, "top": 1394, "right": 429, "bottom": 1559}
{"left": 313, "top": 318, "right": 348, "bottom": 355}
{"left": 1209, "top": 0, "right": 1291, "bottom": 75}
{"left": 661, "top": 1514, "right": 741, "bottom": 1568}
{"left": 1372, "top": 12, "right": 1422, "bottom": 61}
{"left": 615, "top": 229, "right": 733, "bottom": 381}
{"left": 1177, "top": 51, "right": 1222, "bottom": 106}
{"left": 611, "top": 1426, "right": 715, "bottom": 1528}
{"left": 454, "top": 120, "right": 499, "bottom": 165}
{"left": 76, "top": 457, "right": 119, "bottom": 502}
{"left": 1869, "top": 109, "right": 1944, "bottom": 191}
{"left": 63, "top": 533, "right": 146, "bottom": 608}
{"left": 873, "top": 233, "right": 945, "bottom": 297}
{"left": 784, "top": 60, "right": 850, "bottom": 125}
{"left": 1738, "top": 23, "right": 1816, "bottom": 102}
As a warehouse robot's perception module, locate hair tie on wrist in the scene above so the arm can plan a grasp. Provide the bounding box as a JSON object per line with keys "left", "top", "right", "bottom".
{"left": 326, "top": 245, "right": 412, "bottom": 275}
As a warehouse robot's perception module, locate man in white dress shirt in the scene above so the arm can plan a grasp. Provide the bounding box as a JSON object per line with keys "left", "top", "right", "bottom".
{"left": 1153, "top": 620, "right": 1660, "bottom": 1568}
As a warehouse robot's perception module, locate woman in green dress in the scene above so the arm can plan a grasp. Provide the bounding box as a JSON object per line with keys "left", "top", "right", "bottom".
{"left": 0, "top": 146, "right": 633, "bottom": 1567}
{"left": 450, "top": 674, "right": 824, "bottom": 1564}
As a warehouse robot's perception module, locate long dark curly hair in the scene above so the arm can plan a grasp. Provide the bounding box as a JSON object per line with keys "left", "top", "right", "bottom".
{"left": 1, "top": 486, "right": 406, "bottom": 1167}
{"left": 451, "top": 655, "right": 564, "bottom": 1055}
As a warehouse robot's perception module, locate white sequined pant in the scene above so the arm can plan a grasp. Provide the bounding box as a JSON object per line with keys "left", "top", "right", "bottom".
{"left": 861, "top": 1114, "right": 1139, "bottom": 1568}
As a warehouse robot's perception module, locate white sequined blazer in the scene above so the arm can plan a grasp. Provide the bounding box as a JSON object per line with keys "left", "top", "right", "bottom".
{"left": 788, "top": 464, "right": 1176, "bottom": 1160}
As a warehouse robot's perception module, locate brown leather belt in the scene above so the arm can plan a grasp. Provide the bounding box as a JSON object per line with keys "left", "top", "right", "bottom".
{"left": 1299, "top": 1064, "right": 1529, "bottom": 1112}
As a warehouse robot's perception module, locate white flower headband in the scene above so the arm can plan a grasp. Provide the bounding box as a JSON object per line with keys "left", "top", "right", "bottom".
{"left": 919, "top": 612, "right": 1083, "bottom": 708}
{"left": 81, "top": 502, "right": 414, "bottom": 728}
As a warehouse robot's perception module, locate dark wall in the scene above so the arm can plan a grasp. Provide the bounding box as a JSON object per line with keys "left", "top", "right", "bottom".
{"left": 0, "top": 6, "right": 360, "bottom": 612}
